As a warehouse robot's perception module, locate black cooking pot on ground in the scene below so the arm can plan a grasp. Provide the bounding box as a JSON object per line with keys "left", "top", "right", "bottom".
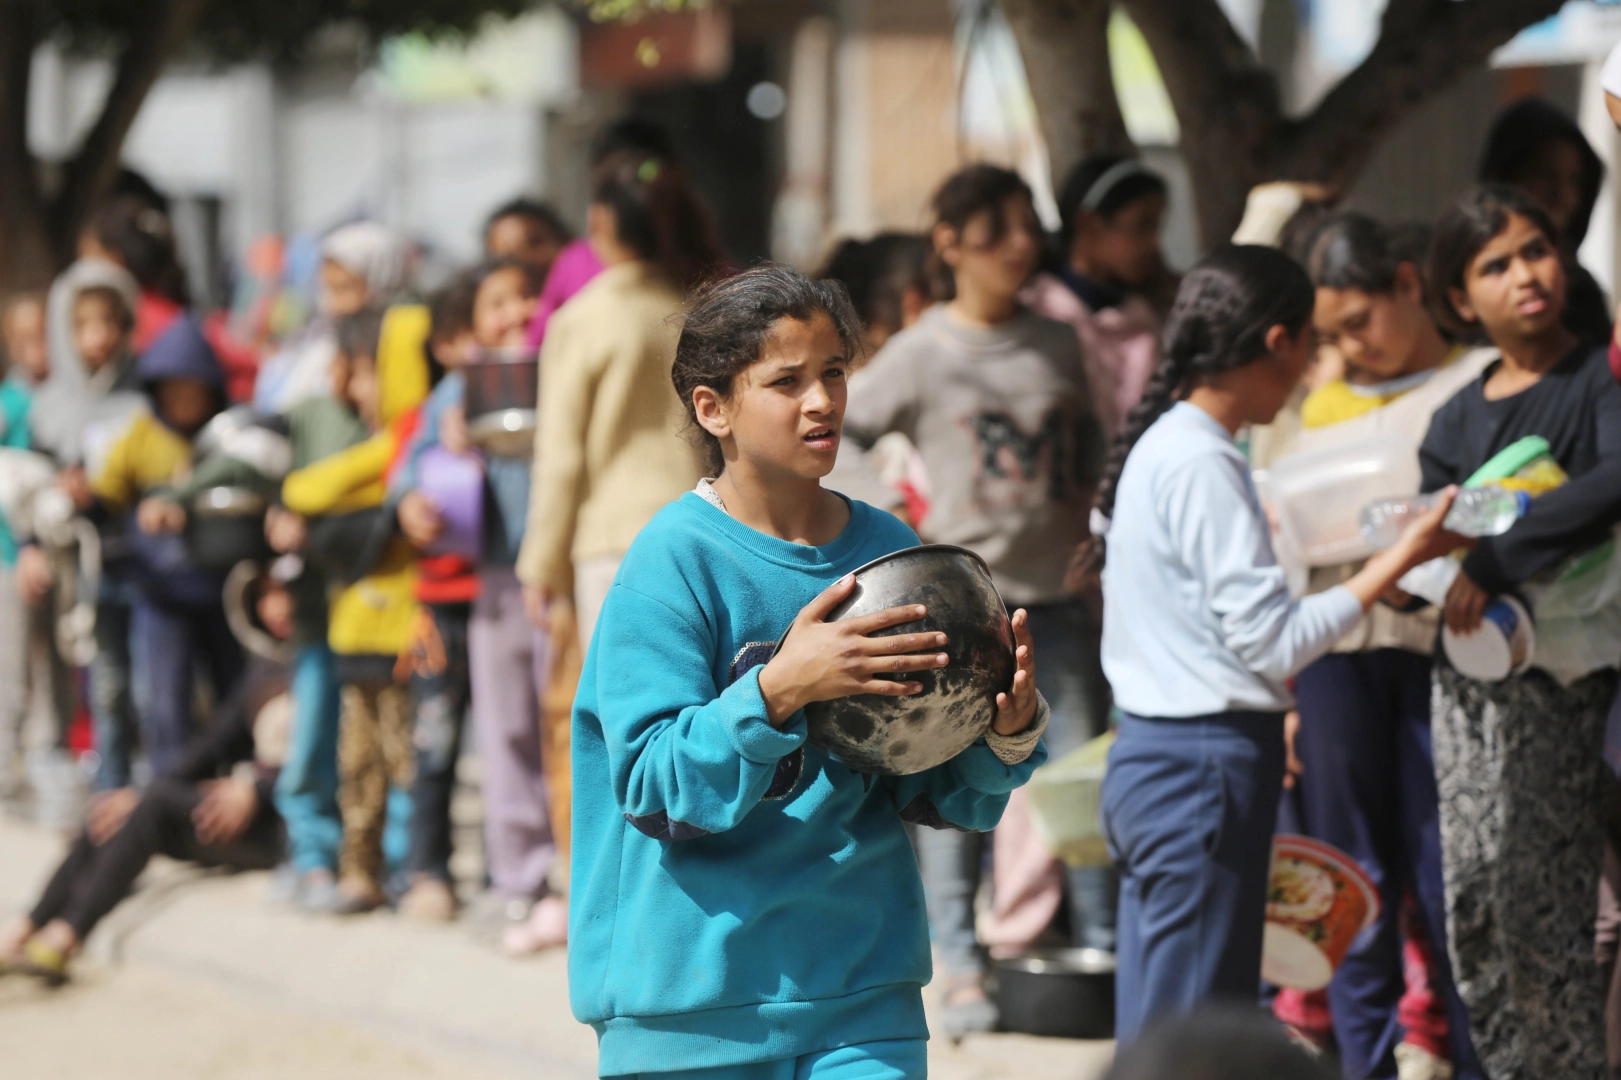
{"left": 798, "top": 544, "right": 1015, "bottom": 776}
{"left": 464, "top": 351, "right": 538, "bottom": 458}
{"left": 991, "top": 948, "right": 1116, "bottom": 1040}
{"left": 185, "top": 487, "right": 272, "bottom": 571}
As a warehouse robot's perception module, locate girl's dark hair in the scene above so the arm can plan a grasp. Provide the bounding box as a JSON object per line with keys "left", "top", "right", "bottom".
{"left": 73, "top": 284, "right": 135, "bottom": 331}
{"left": 475, "top": 256, "right": 547, "bottom": 299}
{"left": 1302, "top": 212, "right": 1431, "bottom": 297}
{"left": 428, "top": 270, "right": 478, "bottom": 343}
{"left": 929, "top": 164, "right": 1034, "bottom": 301}
{"left": 1428, "top": 183, "right": 1560, "bottom": 339}
{"left": 90, "top": 195, "right": 191, "bottom": 307}
{"left": 672, "top": 264, "right": 863, "bottom": 474}
{"left": 335, "top": 307, "right": 386, "bottom": 363}
{"left": 817, "top": 232, "right": 931, "bottom": 339}
{"left": 483, "top": 196, "right": 573, "bottom": 246}
{"left": 592, "top": 150, "right": 725, "bottom": 294}
{"left": 1056, "top": 155, "right": 1168, "bottom": 254}
{"left": 1090, "top": 245, "right": 1313, "bottom": 566}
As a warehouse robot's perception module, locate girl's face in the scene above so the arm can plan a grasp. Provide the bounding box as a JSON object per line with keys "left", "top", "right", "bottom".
{"left": 1238, "top": 322, "right": 1315, "bottom": 426}
{"left": 486, "top": 214, "right": 563, "bottom": 275}
{"left": 320, "top": 259, "right": 370, "bottom": 318}
{"left": 1071, "top": 192, "right": 1166, "bottom": 289}
{"left": 938, "top": 192, "right": 1043, "bottom": 302}
{"left": 342, "top": 353, "right": 380, "bottom": 429}
{"left": 473, "top": 267, "right": 537, "bottom": 350}
{"left": 1449, "top": 212, "right": 1567, "bottom": 342}
{"left": 696, "top": 312, "right": 848, "bottom": 481}
{"left": 1312, "top": 263, "right": 1432, "bottom": 383}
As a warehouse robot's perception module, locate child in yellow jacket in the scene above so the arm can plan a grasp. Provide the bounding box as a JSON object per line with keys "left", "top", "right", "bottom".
{"left": 280, "top": 305, "right": 430, "bottom": 912}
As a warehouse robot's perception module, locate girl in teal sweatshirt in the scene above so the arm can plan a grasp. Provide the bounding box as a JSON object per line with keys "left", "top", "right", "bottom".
{"left": 568, "top": 265, "right": 1048, "bottom": 1079}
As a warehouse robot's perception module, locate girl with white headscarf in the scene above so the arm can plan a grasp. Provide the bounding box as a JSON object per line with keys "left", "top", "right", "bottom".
{"left": 252, "top": 221, "right": 412, "bottom": 414}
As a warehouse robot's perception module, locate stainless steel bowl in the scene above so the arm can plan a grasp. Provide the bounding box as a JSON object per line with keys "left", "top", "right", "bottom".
{"left": 467, "top": 407, "right": 537, "bottom": 457}
{"left": 991, "top": 948, "right": 1116, "bottom": 1039}
{"left": 465, "top": 351, "right": 539, "bottom": 458}
{"left": 186, "top": 486, "right": 272, "bottom": 570}
{"left": 800, "top": 544, "right": 1014, "bottom": 775}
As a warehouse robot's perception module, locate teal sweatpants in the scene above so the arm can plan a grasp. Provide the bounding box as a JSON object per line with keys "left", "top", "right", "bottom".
{"left": 611, "top": 1039, "right": 927, "bottom": 1079}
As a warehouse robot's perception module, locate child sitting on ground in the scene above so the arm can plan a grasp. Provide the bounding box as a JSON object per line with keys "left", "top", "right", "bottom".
{"left": 569, "top": 264, "right": 1047, "bottom": 1079}
{"left": 0, "top": 573, "right": 292, "bottom": 981}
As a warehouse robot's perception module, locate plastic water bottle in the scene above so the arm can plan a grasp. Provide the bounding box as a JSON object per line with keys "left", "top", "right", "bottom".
{"left": 1360, "top": 487, "right": 1531, "bottom": 549}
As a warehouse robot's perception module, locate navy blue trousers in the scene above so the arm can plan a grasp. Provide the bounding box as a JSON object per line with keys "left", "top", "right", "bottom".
{"left": 1289, "top": 650, "right": 1482, "bottom": 1080}
{"left": 132, "top": 599, "right": 243, "bottom": 778}
{"left": 1104, "top": 709, "right": 1285, "bottom": 1042}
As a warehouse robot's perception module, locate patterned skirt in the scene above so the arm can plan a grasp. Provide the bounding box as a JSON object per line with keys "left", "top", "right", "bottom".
{"left": 1433, "top": 664, "right": 1618, "bottom": 1080}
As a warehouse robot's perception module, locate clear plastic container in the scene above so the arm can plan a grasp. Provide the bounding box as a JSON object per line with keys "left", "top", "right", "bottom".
{"left": 1360, "top": 486, "right": 1530, "bottom": 549}
{"left": 1265, "top": 434, "right": 1421, "bottom": 567}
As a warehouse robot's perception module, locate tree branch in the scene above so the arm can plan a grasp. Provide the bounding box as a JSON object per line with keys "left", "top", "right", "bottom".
{"left": 50, "top": 0, "right": 214, "bottom": 260}
{"left": 1002, "top": 0, "right": 1132, "bottom": 185}
{"left": 1282, "top": 0, "right": 1567, "bottom": 184}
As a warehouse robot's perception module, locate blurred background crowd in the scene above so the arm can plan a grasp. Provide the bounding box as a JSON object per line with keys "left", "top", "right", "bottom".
{"left": 4, "top": 2, "right": 1621, "bottom": 1079}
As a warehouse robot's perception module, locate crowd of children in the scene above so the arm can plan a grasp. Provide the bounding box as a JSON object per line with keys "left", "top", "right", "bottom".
{"left": 2, "top": 91, "right": 1621, "bottom": 1080}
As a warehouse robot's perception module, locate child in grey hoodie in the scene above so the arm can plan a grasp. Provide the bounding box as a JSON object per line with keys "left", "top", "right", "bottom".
{"left": 842, "top": 164, "right": 1110, "bottom": 1035}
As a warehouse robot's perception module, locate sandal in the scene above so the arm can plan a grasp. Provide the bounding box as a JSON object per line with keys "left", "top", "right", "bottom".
{"left": 20, "top": 938, "right": 69, "bottom": 985}
{"left": 937, "top": 972, "right": 998, "bottom": 1042}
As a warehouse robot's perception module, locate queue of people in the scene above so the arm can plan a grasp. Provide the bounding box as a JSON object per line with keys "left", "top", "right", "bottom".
{"left": 0, "top": 91, "right": 1619, "bottom": 1080}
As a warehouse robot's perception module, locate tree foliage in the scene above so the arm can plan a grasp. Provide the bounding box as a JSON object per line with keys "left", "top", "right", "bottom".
{"left": 0, "top": 0, "right": 536, "bottom": 290}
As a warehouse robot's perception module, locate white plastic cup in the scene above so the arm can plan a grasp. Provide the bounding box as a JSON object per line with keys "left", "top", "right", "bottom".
{"left": 1442, "top": 595, "right": 1535, "bottom": 681}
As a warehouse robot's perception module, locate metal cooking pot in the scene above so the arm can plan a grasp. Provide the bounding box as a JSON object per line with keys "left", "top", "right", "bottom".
{"left": 799, "top": 544, "right": 1015, "bottom": 776}
{"left": 991, "top": 948, "right": 1116, "bottom": 1040}
{"left": 186, "top": 486, "right": 272, "bottom": 571}
{"left": 464, "top": 349, "right": 538, "bottom": 458}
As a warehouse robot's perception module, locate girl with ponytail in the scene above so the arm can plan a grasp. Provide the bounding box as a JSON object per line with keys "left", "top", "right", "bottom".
{"left": 1095, "top": 245, "right": 1462, "bottom": 1041}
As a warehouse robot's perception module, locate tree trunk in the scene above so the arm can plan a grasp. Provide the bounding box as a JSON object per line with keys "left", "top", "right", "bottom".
{"left": 48, "top": 0, "right": 213, "bottom": 267}
{"left": 1117, "top": 0, "right": 1282, "bottom": 247}
{"left": 1002, "top": 0, "right": 1132, "bottom": 187}
{"left": 0, "top": 4, "right": 53, "bottom": 292}
{"left": 1011, "top": 0, "right": 1572, "bottom": 252}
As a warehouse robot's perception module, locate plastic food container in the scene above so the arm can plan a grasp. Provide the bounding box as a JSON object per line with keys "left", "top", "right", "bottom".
{"left": 1442, "top": 595, "right": 1535, "bottom": 681}
{"left": 1466, "top": 435, "right": 1567, "bottom": 496}
{"left": 1263, "top": 835, "right": 1380, "bottom": 991}
{"left": 1266, "top": 434, "right": 1421, "bottom": 567}
{"left": 1025, "top": 732, "right": 1114, "bottom": 867}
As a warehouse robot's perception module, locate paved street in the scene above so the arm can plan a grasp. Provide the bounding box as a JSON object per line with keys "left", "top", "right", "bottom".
{"left": 0, "top": 816, "right": 1114, "bottom": 1080}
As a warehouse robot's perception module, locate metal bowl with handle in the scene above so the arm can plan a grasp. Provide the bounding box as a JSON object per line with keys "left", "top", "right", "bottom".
{"left": 185, "top": 486, "right": 272, "bottom": 570}
{"left": 990, "top": 948, "right": 1116, "bottom": 1040}
{"left": 464, "top": 349, "right": 538, "bottom": 458}
{"left": 795, "top": 544, "right": 1015, "bottom": 776}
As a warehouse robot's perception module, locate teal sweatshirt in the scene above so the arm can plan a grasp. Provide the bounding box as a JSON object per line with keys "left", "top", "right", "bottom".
{"left": 569, "top": 491, "right": 1046, "bottom": 1075}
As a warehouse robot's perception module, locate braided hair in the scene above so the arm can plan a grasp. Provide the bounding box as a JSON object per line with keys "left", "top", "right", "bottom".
{"left": 1088, "top": 244, "right": 1314, "bottom": 568}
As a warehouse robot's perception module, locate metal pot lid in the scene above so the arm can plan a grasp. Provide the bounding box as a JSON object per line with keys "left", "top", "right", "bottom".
{"left": 992, "top": 948, "right": 1117, "bottom": 976}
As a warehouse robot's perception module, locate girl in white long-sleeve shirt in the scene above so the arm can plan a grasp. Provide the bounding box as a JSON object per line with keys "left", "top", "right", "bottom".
{"left": 1091, "top": 245, "right": 1459, "bottom": 1040}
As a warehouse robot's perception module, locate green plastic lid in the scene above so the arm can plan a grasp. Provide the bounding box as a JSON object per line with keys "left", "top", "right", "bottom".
{"left": 1464, "top": 436, "right": 1553, "bottom": 488}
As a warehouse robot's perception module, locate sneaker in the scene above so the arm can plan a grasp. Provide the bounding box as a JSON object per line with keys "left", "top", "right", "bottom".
{"left": 501, "top": 893, "right": 568, "bottom": 955}
{"left": 398, "top": 877, "right": 457, "bottom": 923}
{"left": 331, "top": 874, "right": 386, "bottom": 916}
{"left": 294, "top": 868, "right": 342, "bottom": 915}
